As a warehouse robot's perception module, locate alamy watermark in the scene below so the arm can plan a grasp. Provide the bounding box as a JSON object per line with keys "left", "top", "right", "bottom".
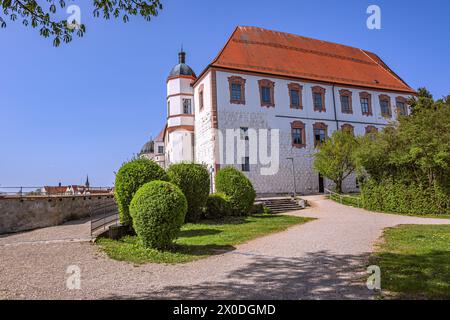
{"left": 366, "top": 265, "right": 381, "bottom": 290}
{"left": 66, "top": 265, "right": 81, "bottom": 290}
{"left": 367, "top": 5, "right": 381, "bottom": 30}
{"left": 66, "top": 5, "right": 81, "bottom": 30}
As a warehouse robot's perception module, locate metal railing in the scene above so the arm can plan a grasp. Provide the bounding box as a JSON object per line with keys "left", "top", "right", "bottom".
{"left": 89, "top": 199, "right": 119, "bottom": 237}
{"left": 324, "top": 188, "right": 362, "bottom": 208}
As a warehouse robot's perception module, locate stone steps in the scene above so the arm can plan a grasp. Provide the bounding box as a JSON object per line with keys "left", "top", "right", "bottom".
{"left": 258, "top": 197, "right": 304, "bottom": 213}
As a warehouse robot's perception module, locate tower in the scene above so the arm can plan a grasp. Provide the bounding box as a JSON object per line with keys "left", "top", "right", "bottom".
{"left": 85, "top": 175, "right": 90, "bottom": 189}
{"left": 165, "top": 48, "right": 196, "bottom": 165}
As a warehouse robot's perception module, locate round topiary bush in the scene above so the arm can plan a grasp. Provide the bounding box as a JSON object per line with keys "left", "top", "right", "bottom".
{"left": 114, "top": 158, "right": 168, "bottom": 225}
{"left": 129, "top": 181, "right": 187, "bottom": 249}
{"left": 204, "top": 193, "right": 232, "bottom": 219}
{"left": 215, "top": 166, "right": 256, "bottom": 216}
{"left": 167, "top": 163, "right": 210, "bottom": 222}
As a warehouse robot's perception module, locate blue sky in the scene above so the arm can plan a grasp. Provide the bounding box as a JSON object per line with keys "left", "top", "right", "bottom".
{"left": 0, "top": 0, "right": 449, "bottom": 187}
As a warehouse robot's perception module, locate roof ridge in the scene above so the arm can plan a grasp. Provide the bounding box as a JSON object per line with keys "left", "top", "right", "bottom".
{"left": 236, "top": 25, "right": 373, "bottom": 54}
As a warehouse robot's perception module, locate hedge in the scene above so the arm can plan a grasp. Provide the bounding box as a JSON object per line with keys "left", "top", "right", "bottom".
{"left": 167, "top": 163, "right": 210, "bottom": 222}
{"left": 361, "top": 179, "right": 450, "bottom": 216}
{"left": 129, "top": 181, "right": 187, "bottom": 249}
{"left": 114, "top": 158, "right": 168, "bottom": 225}
{"left": 204, "top": 193, "right": 232, "bottom": 219}
{"left": 215, "top": 166, "right": 256, "bottom": 216}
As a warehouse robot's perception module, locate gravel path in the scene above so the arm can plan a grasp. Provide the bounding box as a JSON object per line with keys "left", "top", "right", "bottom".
{"left": 0, "top": 195, "right": 449, "bottom": 300}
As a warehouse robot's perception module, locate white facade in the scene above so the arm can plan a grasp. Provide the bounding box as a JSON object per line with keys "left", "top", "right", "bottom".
{"left": 141, "top": 32, "right": 414, "bottom": 195}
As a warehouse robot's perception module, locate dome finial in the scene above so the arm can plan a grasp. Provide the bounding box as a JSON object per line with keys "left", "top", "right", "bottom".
{"left": 179, "top": 45, "right": 186, "bottom": 64}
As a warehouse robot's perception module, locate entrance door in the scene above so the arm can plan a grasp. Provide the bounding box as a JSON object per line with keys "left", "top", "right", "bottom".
{"left": 318, "top": 174, "right": 324, "bottom": 193}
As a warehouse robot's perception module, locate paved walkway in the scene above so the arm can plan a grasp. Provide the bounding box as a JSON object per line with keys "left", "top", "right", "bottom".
{"left": 0, "top": 196, "right": 449, "bottom": 300}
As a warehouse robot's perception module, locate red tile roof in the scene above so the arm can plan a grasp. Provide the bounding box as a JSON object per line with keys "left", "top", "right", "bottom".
{"left": 208, "top": 26, "right": 414, "bottom": 93}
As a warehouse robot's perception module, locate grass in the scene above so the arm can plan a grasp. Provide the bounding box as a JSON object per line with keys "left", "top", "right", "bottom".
{"left": 371, "top": 224, "right": 450, "bottom": 299}
{"left": 97, "top": 214, "right": 313, "bottom": 264}
{"left": 328, "top": 193, "right": 450, "bottom": 219}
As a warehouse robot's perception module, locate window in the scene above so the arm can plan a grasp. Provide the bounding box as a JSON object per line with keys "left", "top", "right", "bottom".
{"left": 240, "top": 127, "right": 249, "bottom": 141}
{"left": 339, "top": 89, "right": 352, "bottom": 114}
{"left": 228, "top": 76, "right": 246, "bottom": 104}
{"left": 199, "top": 85, "right": 204, "bottom": 110}
{"left": 379, "top": 95, "right": 391, "bottom": 117}
{"left": 258, "top": 79, "right": 275, "bottom": 107}
{"left": 291, "top": 121, "right": 306, "bottom": 148}
{"left": 288, "top": 83, "right": 302, "bottom": 109}
{"left": 312, "top": 86, "right": 326, "bottom": 112}
{"left": 158, "top": 146, "right": 164, "bottom": 154}
{"left": 313, "top": 122, "right": 328, "bottom": 147}
{"left": 167, "top": 101, "right": 171, "bottom": 116}
{"left": 396, "top": 96, "right": 408, "bottom": 116}
{"left": 360, "top": 92, "right": 372, "bottom": 116}
{"left": 341, "top": 123, "right": 354, "bottom": 135}
{"left": 292, "top": 128, "right": 303, "bottom": 145}
{"left": 183, "top": 98, "right": 192, "bottom": 114}
{"left": 365, "top": 125, "right": 378, "bottom": 140}
{"left": 241, "top": 156, "right": 250, "bottom": 172}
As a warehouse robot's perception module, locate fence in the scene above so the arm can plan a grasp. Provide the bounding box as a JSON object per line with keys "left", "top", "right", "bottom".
{"left": 324, "top": 188, "right": 362, "bottom": 208}
{"left": 89, "top": 199, "right": 119, "bottom": 237}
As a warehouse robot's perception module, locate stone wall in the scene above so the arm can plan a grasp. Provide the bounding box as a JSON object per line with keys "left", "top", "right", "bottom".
{"left": 0, "top": 194, "right": 116, "bottom": 234}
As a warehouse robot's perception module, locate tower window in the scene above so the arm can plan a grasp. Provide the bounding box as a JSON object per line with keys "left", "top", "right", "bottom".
{"left": 183, "top": 98, "right": 192, "bottom": 114}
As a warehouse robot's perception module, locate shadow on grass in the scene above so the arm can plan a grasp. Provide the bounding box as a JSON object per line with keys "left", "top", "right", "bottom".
{"left": 370, "top": 250, "right": 450, "bottom": 299}
{"left": 177, "top": 229, "right": 222, "bottom": 238}
{"left": 171, "top": 243, "right": 236, "bottom": 257}
{"left": 199, "top": 214, "right": 284, "bottom": 226}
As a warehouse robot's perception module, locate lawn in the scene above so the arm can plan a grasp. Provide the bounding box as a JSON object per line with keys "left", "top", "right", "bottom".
{"left": 371, "top": 224, "right": 450, "bottom": 299}
{"left": 97, "top": 214, "right": 312, "bottom": 264}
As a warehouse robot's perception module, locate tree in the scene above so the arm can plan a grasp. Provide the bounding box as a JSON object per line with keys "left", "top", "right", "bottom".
{"left": 0, "top": 0, "right": 162, "bottom": 46}
{"left": 313, "top": 130, "right": 358, "bottom": 193}
{"left": 355, "top": 88, "right": 450, "bottom": 194}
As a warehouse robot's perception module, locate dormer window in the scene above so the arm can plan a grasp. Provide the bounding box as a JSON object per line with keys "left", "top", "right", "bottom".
{"left": 258, "top": 79, "right": 275, "bottom": 107}
{"left": 312, "top": 86, "right": 326, "bottom": 112}
{"left": 228, "top": 76, "right": 246, "bottom": 104}
{"left": 183, "top": 98, "right": 192, "bottom": 114}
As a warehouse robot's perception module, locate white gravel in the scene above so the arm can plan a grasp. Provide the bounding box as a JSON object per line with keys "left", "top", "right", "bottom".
{"left": 0, "top": 195, "right": 449, "bottom": 300}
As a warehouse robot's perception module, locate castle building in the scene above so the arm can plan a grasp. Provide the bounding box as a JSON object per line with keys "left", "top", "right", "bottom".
{"left": 140, "top": 26, "right": 415, "bottom": 195}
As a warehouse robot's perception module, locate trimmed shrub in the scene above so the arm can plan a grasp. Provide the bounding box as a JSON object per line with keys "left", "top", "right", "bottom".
{"left": 215, "top": 166, "right": 256, "bottom": 216}
{"left": 361, "top": 179, "right": 450, "bottom": 216}
{"left": 114, "top": 158, "right": 168, "bottom": 225}
{"left": 167, "top": 163, "right": 210, "bottom": 222}
{"left": 129, "top": 181, "right": 187, "bottom": 249}
{"left": 204, "top": 193, "right": 232, "bottom": 219}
